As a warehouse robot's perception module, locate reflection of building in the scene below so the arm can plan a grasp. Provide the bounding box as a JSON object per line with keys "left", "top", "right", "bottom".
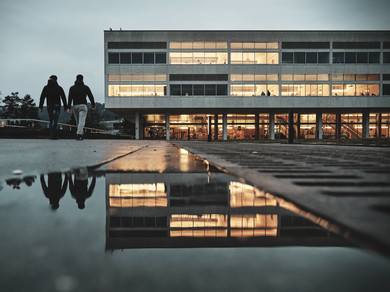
{"left": 104, "top": 30, "right": 390, "bottom": 140}
{"left": 105, "top": 172, "right": 348, "bottom": 249}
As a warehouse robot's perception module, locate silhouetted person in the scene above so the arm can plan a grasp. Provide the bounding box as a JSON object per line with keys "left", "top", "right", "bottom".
{"left": 40, "top": 173, "right": 68, "bottom": 210}
{"left": 39, "top": 75, "right": 68, "bottom": 140}
{"left": 67, "top": 74, "right": 96, "bottom": 140}
{"left": 68, "top": 168, "right": 96, "bottom": 209}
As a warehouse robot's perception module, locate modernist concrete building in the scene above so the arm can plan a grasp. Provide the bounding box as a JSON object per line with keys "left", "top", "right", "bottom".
{"left": 104, "top": 30, "right": 390, "bottom": 140}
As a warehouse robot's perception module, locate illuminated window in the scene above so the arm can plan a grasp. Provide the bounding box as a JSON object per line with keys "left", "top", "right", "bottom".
{"left": 281, "top": 84, "right": 329, "bottom": 96}
{"left": 169, "top": 41, "right": 228, "bottom": 49}
{"left": 108, "top": 74, "right": 167, "bottom": 82}
{"left": 231, "top": 52, "right": 279, "bottom": 64}
{"left": 230, "top": 84, "right": 279, "bottom": 96}
{"left": 169, "top": 52, "right": 227, "bottom": 64}
{"left": 109, "top": 183, "right": 167, "bottom": 207}
{"left": 108, "top": 85, "right": 166, "bottom": 96}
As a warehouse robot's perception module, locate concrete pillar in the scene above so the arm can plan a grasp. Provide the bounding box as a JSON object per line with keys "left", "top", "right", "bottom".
{"left": 135, "top": 111, "right": 140, "bottom": 140}
{"left": 316, "top": 112, "right": 323, "bottom": 140}
{"left": 255, "top": 113, "right": 259, "bottom": 140}
{"left": 214, "top": 114, "right": 218, "bottom": 140}
{"left": 288, "top": 110, "right": 294, "bottom": 144}
{"left": 336, "top": 113, "right": 341, "bottom": 140}
{"left": 269, "top": 113, "right": 275, "bottom": 140}
{"left": 362, "top": 111, "right": 369, "bottom": 139}
{"left": 222, "top": 113, "right": 227, "bottom": 141}
{"left": 377, "top": 113, "right": 382, "bottom": 138}
{"left": 166, "top": 112, "right": 170, "bottom": 141}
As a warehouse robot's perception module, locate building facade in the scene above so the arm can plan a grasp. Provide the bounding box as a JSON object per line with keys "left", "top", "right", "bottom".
{"left": 104, "top": 30, "right": 390, "bottom": 140}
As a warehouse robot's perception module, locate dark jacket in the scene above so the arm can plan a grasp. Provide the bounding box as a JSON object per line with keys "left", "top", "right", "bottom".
{"left": 68, "top": 80, "right": 95, "bottom": 108}
{"left": 39, "top": 79, "right": 67, "bottom": 110}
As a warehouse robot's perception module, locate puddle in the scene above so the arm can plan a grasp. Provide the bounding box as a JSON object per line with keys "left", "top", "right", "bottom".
{"left": 0, "top": 145, "right": 390, "bottom": 291}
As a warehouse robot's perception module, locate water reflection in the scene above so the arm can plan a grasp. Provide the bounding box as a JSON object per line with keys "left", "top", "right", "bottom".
{"left": 105, "top": 172, "right": 347, "bottom": 249}
{"left": 40, "top": 173, "right": 68, "bottom": 209}
{"left": 6, "top": 175, "right": 36, "bottom": 189}
{"left": 69, "top": 168, "right": 96, "bottom": 209}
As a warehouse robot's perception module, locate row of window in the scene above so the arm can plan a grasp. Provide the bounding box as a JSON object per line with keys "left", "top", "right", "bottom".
{"left": 108, "top": 41, "right": 389, "bottom": 50}
{"left": 108, "top": 52, "right": 390, "bottom": 64}
{"left": 143, "top": 113, "right": 390, "bottom": 125}
{"left": 108, "top": 84, "right": 381, "bottom": 97}
{"left": 107, "top": 73, "right": 384, "bottom": 82}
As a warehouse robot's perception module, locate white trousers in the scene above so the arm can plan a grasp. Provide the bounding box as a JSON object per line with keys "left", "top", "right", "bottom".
{"left": 73, "top": 104, "right": 88, "bottom": 135}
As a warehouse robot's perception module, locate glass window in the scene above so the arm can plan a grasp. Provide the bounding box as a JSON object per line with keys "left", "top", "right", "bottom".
{"left": 306, "top": 52, "right": 317, "bottom": 63}
{"left": 216, "top": 42, "right": 228, "bottom": 49}
{"left": 194, "top": 85, "right": 205, "bottom": 95}
{"left": 170, "top": 42, "right": 181, "bottom": 49}
{"left": 156, "top": 53, "right": 166, "bottom": 64}
{"left": 267, "top": 53, "right": 279, "bottom": 64}
{"left": 193, "top": 42, "right": 205, "bottom": 49}
{"left": 204, "top": 52, "right": 217, "bottom": 64}
{"left": 268, "top": 84, "right": 279, "bottom": 96}
{"left": 369, "top": 52, "right": 380, "bottom": 63}
{"left": 204, "top": 42, "right": 216, "bottom": 49}
{"left": 332, "top": 85, "right": 344, "bottom": 96}
{"left": 384, "top": 84, "right": 390, "bottom": 95}
{"left": 231, "top": 42, "right": 243, "bottom": 49}
{"left": 281, "top": 75, "right": 293, "bottom": 81}
{"left": 217, "top": 85, "right": 228, "bottom": 96}
{"left": 267, "top": 74, "right": 278, "bottom": 81}
{"left": 306, "top": 74, "right": 317, "bottom": 81}
{"left": 344, "top": 74, "right": 355, "bottom": 81}
{"left": 256, "top": 85, "right": 267, "bottom": 96}
{"left": 368, "top": 84, "right": 379, "bottom": 96}
{"left": 344, "top": 84, "right": 356, "bottom": 96}
{"left": 193, "top": 52, "right": 205, "bottom": 64}
{"left": 317, "top": 74, "right": 329, "bottom": 81}
{"left": 267, "top": 42, "right": 279, "bottom": 49}
{"left": 243, "top": 74, "right": 255, "bottom": 81}
{"left": 321, "top": 84, "right": 330, "bottom": 96}
{"left": 356, "top": 74, "right": 367, "bottom": 81}
{"left": 144, "top": 53, "right": 154, "bottom": 64}
{"left": 332, "top": 74, "right": 343, "bottom": 81}
{"left": 216, "top": 53, "right": 228, "bottom": 64}
{"left": 356, "top": 84, "right": 368, "bottom": 96}
{"left": 345, "top": 52, "right": 356, "bottom": 63}
{"left": 357, "top": 52, "right": 368, "bottom": 63}
{"left": 182, "top": 52, "right": 193, "bottom": 64}
{"left": 384, "top": 52, "right": 390, "bottom": 63}
{"left": 243, "top": 52, "right": 255, "bottom": 64}
{"left": 169, "top": 52, "right": 181, "bottom": 64}
{"left": 368, "top": 74, "right": 380, "bottom": 81}
{"left": 255, "top": 53, "right": 267, "bottom": 64}
{"left": 132, "top": 53, "right": 142, "bottom": 64}
{"left": 205, "top": 85, "right": 216, "bottom": 96}
{"left": 294, "top": 52, "right": 305, "bottom": 63}
{"left": 231, "top": 85, "right": 243, "bottom": 96}
{"left": 181, "top": 42, "right": 192, "bottom": 49}
{"left": 108, "top": 53, "right": 119, "bottom": 64}
{"left": 242, "top": 42, "right": 255, "bottom": 49}
{"left": 282, "top": 52, "right": 293, "bottom": 63}
{"left": 294, "top": 74, "right": 305, "bottom": 81}
{"left": 333, "top": 52, "right": 344, "bottom": 63}
{"left": 170, "top": 85, "right": 181, "bottom": 96}
{"left": 318, "top": 52, "right": 329, "bottom": 63}
{"left": 231, "top": 74, "right": 242, "bottom": 81}
{"left": 242, "top": 84, "right": 255, "bottom": 96}
{"left": 231, "top": 52, "right": 243, "bottom": 64}
{"left": 182, "top": 85, "right": 193, "bottom": 96}
{"left": 254, "top": 42, "right": 267, "bottom": 49}
{"left": 108, "top": 75, "right": 120, "bottom": 81}
{"left": 120, "top": 53, "right": 131, "bottom": 64}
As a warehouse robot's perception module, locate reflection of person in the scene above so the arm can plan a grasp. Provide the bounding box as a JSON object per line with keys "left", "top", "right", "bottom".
{"left": 39, "top": 75, "right": 68, "bottom": 140}
{"left": 67, "top": 74, "right": 96, "bottom": 140}
{"left": 68, "top": 168, "right": 96, "bottom": 209}
{"left": 40, "top": 173, "right": 68, "bottom": 210}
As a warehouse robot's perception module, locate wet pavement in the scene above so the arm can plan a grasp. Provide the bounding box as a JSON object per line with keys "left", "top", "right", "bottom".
{"left": 0, "top": 140, "right": 390, "bottom": 291}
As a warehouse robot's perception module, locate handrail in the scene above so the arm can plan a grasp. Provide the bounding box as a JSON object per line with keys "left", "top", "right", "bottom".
{"left": 0, "top": 118, "right": 105, "bottom": 133}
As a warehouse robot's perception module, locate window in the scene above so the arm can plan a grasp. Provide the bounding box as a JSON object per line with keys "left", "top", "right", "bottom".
{"left": 281, "top": 74, "right": 329, "bottom": 81}
{"left": 108, "top": 42, "right": 167, "bottom": 49}
{"left": 108, "top": 85, "right": 166, "bottom": 96}
{"left": 369, "top": 52, "right": 380, "bottom": 63}
{"left": 383, "top": 84, "right": 390, "bottom": 95}
{"left": 231, "top": 42, "right": 279, "bottom": 49}
{"left": 108, "top": 74, "right": 167, "bottom": 82}
{"left": 384, "top": 52, "right": 390, "bottom": 63}
{"left": 294, "top": 52, "right": 305, "bottom": 63}
{"left": 132, "top": 53, "right": 142, "bottom": 64}
{"left": 333, "top": 42, "right": 380, "bottom": 49}
{"left": 169, "top": 52, "right": 228, "bottom": 64}
{"left": 357, "top": 52, "right": 368, "bottom": 63}
{"left": 144, "top": 53, "right": 154, "bottom": 64}
{"left": 282, "top": 52, "right": 293, "bottom": 63}
{"left": 345, "top": 52, "right": 356, "bottom": 63}
{"left": 169, "top": 84, "right": 228, "bottom": 96}
{"left": 156, "top": 53, "right": 166, "bottom": 64}
{"left": 306, "top": 52, "right": 317, "bottom": 63}
{"left": 282, "top": 42, "right": 330, "bottom": 49}
{"left": 318, "top": 52, "right": 329, "bottom": 63}
{"left": 333, "top": 52, "right": 344, "bottom": 63}
{"left": 170, "top": 41, "right": 228, "bottom": 49}
{"left": 108, "top": 53, "right": 119, "bottom": 64}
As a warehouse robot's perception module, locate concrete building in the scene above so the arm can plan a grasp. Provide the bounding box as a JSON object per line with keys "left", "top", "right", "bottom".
{"left": 104, "top": 30, "right": 390, "bottom": 141}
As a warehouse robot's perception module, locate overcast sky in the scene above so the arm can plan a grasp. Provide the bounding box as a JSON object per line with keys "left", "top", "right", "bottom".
{"left": 0, "top": 0, "right": 389, "bottom": 105}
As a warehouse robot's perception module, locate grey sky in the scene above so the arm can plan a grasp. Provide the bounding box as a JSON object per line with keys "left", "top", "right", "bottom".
{"left": 0, "top": 0, "right": 389, "bottom": 105}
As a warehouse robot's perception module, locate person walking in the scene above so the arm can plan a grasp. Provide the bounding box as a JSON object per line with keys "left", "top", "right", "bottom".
{"left": 67, "top": 74, "right": 96, "bottom": 140}
{"left": 39, "top": 75, "right": 68, "bottom": 139}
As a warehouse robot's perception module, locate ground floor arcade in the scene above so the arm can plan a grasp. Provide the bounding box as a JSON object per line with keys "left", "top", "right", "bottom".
{"left": 131, "top": 112, "right": 390, "bottom": 141}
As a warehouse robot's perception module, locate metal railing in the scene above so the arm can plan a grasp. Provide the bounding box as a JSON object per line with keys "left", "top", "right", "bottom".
{"left": 0, "top": 119, "right": 106, "bottom": 134}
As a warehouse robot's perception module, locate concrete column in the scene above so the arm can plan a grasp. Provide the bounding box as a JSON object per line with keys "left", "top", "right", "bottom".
{"left": 362, "top": 111, "right": 369, "bottom": 139}
{"left": 269, "top": 113, "right": 275, "bottom": 140}
{"left": 166, "top": 112, "right": 170, "bottom": 141}
{"left": 214, "top": 114, "right": 218, "bottom": 140}
{"left": 336, "top": 113, "right": 341, "bottom": 140}
{"left": 316, "top": 112, "right": 323, "bottom": 140}
{"left": 288, "top": 110, "right": 294, "bottom": 144}
{"left": 222, "top": 113, "right": 227, "bottom": 141}
{"left": 377, "top": 113, "right": 382, "bottom": 138}
{"left": 135, "top": 111, "right": 140, "bottom": 140}
{"left": 255, "top": 113, "right": 259, "bottom": 140}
